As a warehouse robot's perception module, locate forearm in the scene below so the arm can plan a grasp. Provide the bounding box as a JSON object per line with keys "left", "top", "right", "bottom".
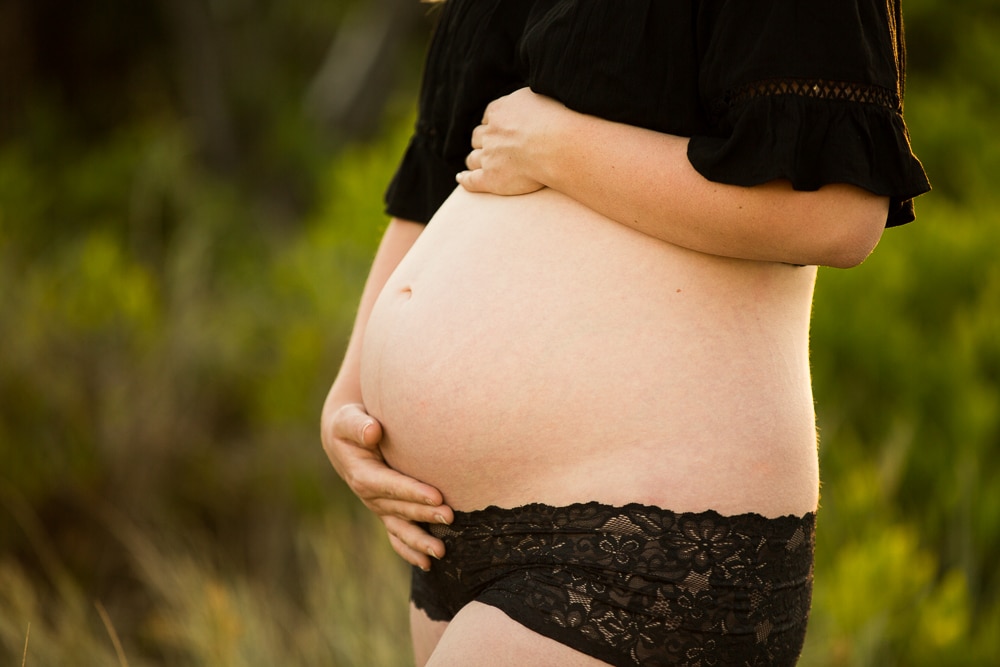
{"left": 324, "top": 217, "right": 423, "bottom": 409}
{"left": 535, "top": 111, "right": 889, "bottom": 268}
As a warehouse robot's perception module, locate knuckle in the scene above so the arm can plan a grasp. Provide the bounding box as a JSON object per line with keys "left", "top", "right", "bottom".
{"left": 348, "top": 470, "right": 375, "bottom": 496}
{"left": 380, "top": 483, "right": 399, "bottom": 501}
{"left": 330, "top": 404, "right": 359, "bottom": 437}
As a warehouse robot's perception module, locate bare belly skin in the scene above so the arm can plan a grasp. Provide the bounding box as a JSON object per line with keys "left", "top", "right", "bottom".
{"left": 361, "top": 187, "right": 819, "bottom": 517}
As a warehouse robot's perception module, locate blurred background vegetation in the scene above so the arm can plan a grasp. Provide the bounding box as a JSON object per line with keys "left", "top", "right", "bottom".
{"left": 0, "top": 0, "right": 997, "bottom": 664}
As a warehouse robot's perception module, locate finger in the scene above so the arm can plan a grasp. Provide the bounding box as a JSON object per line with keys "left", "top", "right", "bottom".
{"left": 359, "top": 417, "right": 383, "bottom": 448}
{"left": 368, "top": 496, "right": 454, "bottom": 525}
{"left": 330, "top": 403, "right": 382, "bottom": 447}
{"left": 465, "top": 148, "right": 483, "bottom": 171}
{"left": 482, "top": 92, "right": 509, "bottom": 121}
{"left": 456, "top": 169, "right": 484, "bottom": 192}
{"left": 470, "top": 124, "right": 485, "bottom": 150}
{"left": 384, "top": 515, "right": 447, "bottom": 561}
{"left": 387, "top": 531, "right": 432, "bottom": 571}
{"left": 352, "top": 461, "right": 447, "bottom": 508}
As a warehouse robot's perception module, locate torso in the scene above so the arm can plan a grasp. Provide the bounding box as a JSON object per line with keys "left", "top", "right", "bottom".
{"left": 361, "top": 187, "right": 819, "bottom": 517}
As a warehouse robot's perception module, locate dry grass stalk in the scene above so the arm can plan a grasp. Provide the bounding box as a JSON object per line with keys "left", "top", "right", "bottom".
{"left": 95, "top": 600, "right": 130, "bottom": 667}
{"left": 21, "top": 622, "right": 29, "bottom": 667}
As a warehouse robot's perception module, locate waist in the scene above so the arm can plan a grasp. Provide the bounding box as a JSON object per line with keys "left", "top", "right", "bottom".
{"left": 361, "top": 187, "right": 819, "bottom": 515}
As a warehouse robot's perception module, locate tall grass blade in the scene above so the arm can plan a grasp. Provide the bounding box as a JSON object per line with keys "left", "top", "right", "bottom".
{"left": 21, "top": 622, "right": 29, "bottom": 667}
{"left": 95, "top": 601, "right": 130, "bottom": 667}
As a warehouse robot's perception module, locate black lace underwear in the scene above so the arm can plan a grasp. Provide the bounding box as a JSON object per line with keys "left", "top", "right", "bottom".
{"left": 412, "top": 502, "right": 814, "bottom": 666}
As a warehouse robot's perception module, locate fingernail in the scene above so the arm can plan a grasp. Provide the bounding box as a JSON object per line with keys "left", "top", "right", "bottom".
{"left": 360, "top": 422, "right": 372, "bottom": 442}
{"left": 427, "top": 547, "right": 440, "bottom": 560}
{"left": 434, "top": 513, "right": 448, "bottom": 525}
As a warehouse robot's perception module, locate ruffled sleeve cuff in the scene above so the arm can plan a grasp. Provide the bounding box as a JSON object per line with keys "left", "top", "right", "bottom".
{"left": 384, "top": 133, "right": 461, "bottom": 225}
{"left": 688, "top": 89, "right": 931, "bottom": 228}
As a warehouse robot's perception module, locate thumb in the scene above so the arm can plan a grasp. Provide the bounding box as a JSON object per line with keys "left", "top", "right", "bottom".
{"left": 359, "top": 417, "right": 383, "bottom": 448}
{"left": 332, "top": 403, "right": 383, "bottom": 448}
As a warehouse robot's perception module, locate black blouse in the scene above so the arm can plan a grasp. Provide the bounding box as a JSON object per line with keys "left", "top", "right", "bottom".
{"left": 385, "top": 0, "right": 930, "bottom": 228}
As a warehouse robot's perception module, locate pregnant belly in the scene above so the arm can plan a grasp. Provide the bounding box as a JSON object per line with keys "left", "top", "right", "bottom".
{"left": 361, "top": 187, "right": 820, "bottom": 516}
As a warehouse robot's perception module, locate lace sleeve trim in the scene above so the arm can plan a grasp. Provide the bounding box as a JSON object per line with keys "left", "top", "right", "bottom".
{"left": 710, "top": 77, "right": 902, "bottom": 120}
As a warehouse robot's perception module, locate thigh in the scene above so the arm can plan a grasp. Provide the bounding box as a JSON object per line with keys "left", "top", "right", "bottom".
{"left": 411, "top": 604, "right": 450, "bottom": 667}
{"left": 424, "top": 602, "right": 613, "bottom": 667}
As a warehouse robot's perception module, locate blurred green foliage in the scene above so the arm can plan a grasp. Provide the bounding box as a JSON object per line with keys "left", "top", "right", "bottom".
{"left": 0, "top": 0, "right": 998, "bottom": 664}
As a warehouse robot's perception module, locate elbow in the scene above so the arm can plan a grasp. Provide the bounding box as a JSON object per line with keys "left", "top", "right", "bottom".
{"left": 810, "top": 191, "right": 890, "bottom": 269}
{"left": 820, "top": 221, "right": 885, "bottom": 268}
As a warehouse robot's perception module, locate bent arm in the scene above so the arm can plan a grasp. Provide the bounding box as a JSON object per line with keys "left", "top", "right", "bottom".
{"left": 540, "top": 112, "right": 888, "bottom": 268}
{"left": 461, "top": 91, "right": 889, "bottom": 268}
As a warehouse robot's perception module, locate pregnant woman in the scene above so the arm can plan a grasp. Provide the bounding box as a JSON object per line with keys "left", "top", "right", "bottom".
{"left": 321, "top": 1, "right": 929, "bottom": 665}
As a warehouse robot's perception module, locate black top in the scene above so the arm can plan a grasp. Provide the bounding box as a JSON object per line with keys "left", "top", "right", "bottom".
{"left": 385, "top": 0, "right": 930, "bottom": 227}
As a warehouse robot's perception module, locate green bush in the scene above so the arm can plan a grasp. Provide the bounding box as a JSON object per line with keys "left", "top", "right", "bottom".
{"left": 804, "top": 171, "right": 1000, "bottom": 664}
{"left": 0, "top": 113, "right": 409, "bottom": 664}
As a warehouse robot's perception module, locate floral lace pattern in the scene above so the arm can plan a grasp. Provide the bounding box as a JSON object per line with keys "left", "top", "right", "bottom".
{"left": 412, "top": 502, "right": 814, "bottom": 666}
